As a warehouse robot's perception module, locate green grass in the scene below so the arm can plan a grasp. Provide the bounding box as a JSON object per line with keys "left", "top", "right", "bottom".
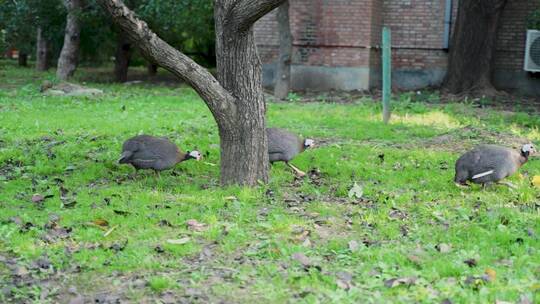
{"left": 1, "top": 60, "right": 539, "bottom": 303}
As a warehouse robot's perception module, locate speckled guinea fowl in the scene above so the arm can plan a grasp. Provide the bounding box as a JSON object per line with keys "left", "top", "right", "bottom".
{"left": 118, "top": 135, "right": 201, "bottom": 173}
{"left": 267, "top": 128, "right": 314, "bottom": 177}
{"left": 454, "top": 144, "right": 535, "bottom": 188}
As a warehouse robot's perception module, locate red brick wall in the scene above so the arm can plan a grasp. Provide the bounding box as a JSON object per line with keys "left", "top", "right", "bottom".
{"left": 254, "top": 0, "right": 539, "bottom": 86}
{"left": 494, "top": 0, "right": 538, "bottom": 71}
{"left": 255, "top": 0, "right": 377, "bottom": 67}
{"left": 382, "top": 0, "right": 453, "bottom": 69}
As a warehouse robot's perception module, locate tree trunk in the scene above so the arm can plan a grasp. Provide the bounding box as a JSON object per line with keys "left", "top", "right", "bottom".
{"left": 18, "top": 53, "right": 28, "bottom": 67}
{"left": 36, "top": 27, "right": 49, "bottom": 71}
{"left": 442, "top": 0, "right": 508, "bottom": 95}
{"left": 147, "top": 63, "right": 158, "bottom": 76}
{"left": 214, "top": 2, "right": 270, "bottom": 185}
{"left": 274, "top": 1, "right": 292, "bottom": 100}
{"left": 57, "top": 0, "right": 83, "bottom": 80}
{"left": 114, "top": 30, "right": 132, "bottom": 82}
{"left": 97, "top": 0, "right": 285, "bottom": 186}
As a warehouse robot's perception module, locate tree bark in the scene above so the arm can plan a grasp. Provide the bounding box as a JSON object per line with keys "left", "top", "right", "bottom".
{"left": 97, "top": 0, "right": 284, "bottom": 186}
{"left": 114, "top": 30, "right": 132, "bottom": 82}
{"left": 36, "top": 27, "right": 49, "bottom": 71}
{"left": 147, "top": 63, "right": 158, "bottom": 76}
{"left": 442, "top": 0, "right": 508, "bottom": 95}
{"left": 274, "top": 1, "right": 292, "bottom": 100}
{"left": 57, "top": 0, "right": 83, "bottom": 80}
{"left": 214, "top": 1, "right": 271, "bottom": 185}
{"left": 18, "top": 53, "right": 28, "bottom": 67}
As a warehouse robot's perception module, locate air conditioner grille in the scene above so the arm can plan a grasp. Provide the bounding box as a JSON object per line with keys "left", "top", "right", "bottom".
{"left": 531, "top": 37, "right": 540, "bottom": 66}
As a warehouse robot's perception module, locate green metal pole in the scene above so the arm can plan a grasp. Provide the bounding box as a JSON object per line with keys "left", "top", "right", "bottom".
{"left": 382, "top": 27, "right": 391, "bottom": 124}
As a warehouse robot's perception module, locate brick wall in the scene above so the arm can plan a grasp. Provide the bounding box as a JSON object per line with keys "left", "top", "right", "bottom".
{"left": 255, "top": 0, "right": 377, "bottom": 67}
{"left": 494, "top": 0, "right": 538, "bottom": 71}
{"left": 254, "top": 0, "right": 540, "bottom": 90}
{"left": 382, "top": 0, "right": 452, "bottom": 69}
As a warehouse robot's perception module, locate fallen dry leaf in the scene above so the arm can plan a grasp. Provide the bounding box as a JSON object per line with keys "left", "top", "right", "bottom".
{"left": 435, "top": 243, "right": 452, "bottom": 253}
{"left": 166, "top": 237, "right": 191, "bottom": 245}
{"left": 348, "top": 182, "right": 363, "bottom": 199}
{"left": 292, "top": 252, "right": 312, "bottom": 267}
{"left": 407, "top": 254, "right": 422, "bottom": 265}
{"left": 31, "top": 194, "right": 45, "bottom": 203}
{"left": 186, "top": 219, "right": 207, "bottom": 232}
{"left": 348, "top": 240, "right": 360, "bottom": 252}
{"left": 336, "top": 271, "right": 353, "bottom": 290}
{"left": 532, "top": 175, "right": 540, "bottom": 188}
{"left": 92, "top": 219, "right": 109, "bottom": 227}
{"left": 484, "top": 268, "right": 496, "bottom": 282}
{"left": 291, "top": 252, "right": 321, "bottom": 270}
{"left": 384, "top": 276, "right": 417, "bottom": 288}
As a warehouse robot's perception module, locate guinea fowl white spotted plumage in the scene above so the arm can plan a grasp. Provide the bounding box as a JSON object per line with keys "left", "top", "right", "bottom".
{"left": 118, "top": 135, "right": 201, "bottom": 174}
{"left": 454, "top": 144, "right": 535, "bottom": 188}
{"left": 267, "top": 128, "right": 314, "bottom": 177}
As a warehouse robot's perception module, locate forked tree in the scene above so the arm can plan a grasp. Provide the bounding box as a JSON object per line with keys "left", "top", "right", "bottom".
{"left": 443, "top": 0, "right": 508, "bottom": 95}
{"left": 97, "top": 0, "right": 286, "bottom": 186}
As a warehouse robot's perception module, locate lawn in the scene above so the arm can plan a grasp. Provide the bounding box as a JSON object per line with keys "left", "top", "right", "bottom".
{"left": 1, "top": 60, "right": 539, "bottom": 303}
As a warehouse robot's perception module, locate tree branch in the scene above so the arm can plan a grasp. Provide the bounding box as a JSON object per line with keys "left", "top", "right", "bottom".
{"left": 227, "top": 0, "right": 286, "bottom": 32}
{"left": 96, "top": 0, "right": 236, "bottom": 120}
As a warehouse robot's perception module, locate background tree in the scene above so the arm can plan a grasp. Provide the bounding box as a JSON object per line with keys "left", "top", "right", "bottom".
{"left": 35, "top": 27, "right": 49, "bottom": 71}
{"left": 0, "top": 0, "right": 65, "bottom": 67}
{"left": 97, "top": 0, "right": 285, "bottom": 185}
{"left": 443, "top": 0, "right": 508, "bottom": 95}
{"left": 111, "top": 0, "right": 215, "bottom": 82}
{"left": 113, "top": 29, "right": 132, "bottom": 82}
{"left": 274, "top": 1, "right": 292, "bottom": 100}
{"left": 57, "top": 0, "right": 84, "bottom": 80}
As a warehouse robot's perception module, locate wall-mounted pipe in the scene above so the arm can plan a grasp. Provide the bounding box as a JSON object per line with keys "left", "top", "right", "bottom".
{"left": 443, "top": 0, "right": 453, "bottom": 50}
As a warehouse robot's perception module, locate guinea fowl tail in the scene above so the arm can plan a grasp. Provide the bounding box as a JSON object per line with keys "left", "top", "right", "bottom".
{"left": 118, "top": 151, "right": 133, "bottom": 164}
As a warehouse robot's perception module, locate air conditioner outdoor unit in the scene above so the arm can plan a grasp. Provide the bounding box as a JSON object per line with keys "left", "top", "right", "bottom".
{"left": 524, "top": 30, "right": 540, "bottom": 72}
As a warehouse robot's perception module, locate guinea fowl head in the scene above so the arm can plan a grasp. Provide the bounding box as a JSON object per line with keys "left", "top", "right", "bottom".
{"left": 521, "top": 144, "right": 535, "bottom": 158}
{"left": 303, "top": 139, "right": 315, "bottom": 149}
{"left": 187, "top": 150, "right": 202, "bottom": 161}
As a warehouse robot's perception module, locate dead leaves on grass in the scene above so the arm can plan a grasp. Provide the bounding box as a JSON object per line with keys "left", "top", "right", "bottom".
{"left": 186, "top": 219, "right": 207, "bottom": 232}
{"left": 384, "top": 276, "right": 417, "bottom": 288}
{"left": 166, "top": 237, "right": 191, "bottom": 245}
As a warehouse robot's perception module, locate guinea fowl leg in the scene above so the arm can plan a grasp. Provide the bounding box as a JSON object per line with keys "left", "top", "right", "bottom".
{"left": 497, "top": 181, "right": 517, "bottom": 189}
{"left": 286, "top": 162, "right": 306, "bottom": 177}
{"left": 454, "top": 182, "right": 469, "bottom": 188}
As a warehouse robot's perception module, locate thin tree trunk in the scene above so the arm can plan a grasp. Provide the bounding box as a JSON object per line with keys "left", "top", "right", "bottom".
{"left": 97, "top": 0, "right": 285, "bottom": 186}
{"left": 18, "top": 53, "right": 28, "bottom": 67}
{"left": 274, "top": 1, "right": 292, "bottom": 100}
{"left": 147, "top": 63, "right": 158, "bottom": 76}
{"left": 443, "top": 0, "right": 508, "bottom": 95}
{"left": 114, "top": 30, "right": 132, "bottom": 82}
{"left": 57, "top": 0, "right": 83, "bottom": 80}
{"left": 36, "top": 27, "right": 49, "bottom": 71}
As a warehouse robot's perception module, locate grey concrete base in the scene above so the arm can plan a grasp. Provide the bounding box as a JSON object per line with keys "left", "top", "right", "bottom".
{"left": 263, "top": 64, "right": 540, "bottom": 96}
{"left": 391, "top": 69, "right": 447, "bottom": 90}
{"left": 493, "top": 70, "right": 540, "bottom": 96}
{"left": 263, "top": 64, "right": 370, "bottom": 91}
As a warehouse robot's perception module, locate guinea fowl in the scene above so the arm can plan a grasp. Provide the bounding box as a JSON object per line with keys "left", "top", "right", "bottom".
{"left": 118, "top": 135, "right": 201, "bottom": 174}
{"left": 454, "top": 144, "right": 535, "bottom": 188}
{"left": 267, "top": 128, "right": 314, "bottom": 177}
